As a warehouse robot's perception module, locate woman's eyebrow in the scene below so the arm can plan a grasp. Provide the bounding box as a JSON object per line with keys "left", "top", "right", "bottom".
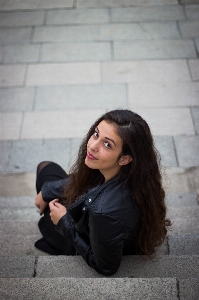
{"left": 96, "top": 126, "right": 116, "bottom": 146}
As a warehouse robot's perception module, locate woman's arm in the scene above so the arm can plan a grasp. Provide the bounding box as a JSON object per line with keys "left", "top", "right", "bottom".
{"left": 56, "top": 212, "right": 126, "bottom": 276}
{"left": 41, "top": 178, "right": 69, "bottom": 202}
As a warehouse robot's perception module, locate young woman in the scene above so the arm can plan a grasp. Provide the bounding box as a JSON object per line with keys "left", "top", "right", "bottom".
{"left": 35, "top": 109, "right": 171, "bottom": 276}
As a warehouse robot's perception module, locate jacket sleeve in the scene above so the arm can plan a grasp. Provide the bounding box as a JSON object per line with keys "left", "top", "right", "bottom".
{"left": 56, "top": 212, "right": 126, "bottom": 276}
{"left": 41, "top": 178, "right": 69, "bottom": 202}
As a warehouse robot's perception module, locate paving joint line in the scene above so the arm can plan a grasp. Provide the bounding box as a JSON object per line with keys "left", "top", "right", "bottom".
{"left": 33, "top": 256, "right": 39, "bottom": 278}
{"left": 172, "top": 136, "right": 179, "bottom": 168}
{"left": 190, "top": 107, "right": 198, "bottom": 136}
{"left": 43, "top": 10, "right": 48, "bottom": 25}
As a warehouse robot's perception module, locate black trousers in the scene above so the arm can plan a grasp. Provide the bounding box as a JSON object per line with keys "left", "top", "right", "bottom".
{"left": 35, "top": 162, "right": 76, "bottom": 255}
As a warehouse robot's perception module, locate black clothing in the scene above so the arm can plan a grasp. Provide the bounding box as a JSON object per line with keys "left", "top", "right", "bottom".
{"left": 36, "top": 162, "right": 141, "bottom": 276}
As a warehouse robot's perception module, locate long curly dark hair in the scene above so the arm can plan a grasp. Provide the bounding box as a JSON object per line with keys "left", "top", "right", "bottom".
{"left": 61, "top": 109, "right": 171, "bottom": 256}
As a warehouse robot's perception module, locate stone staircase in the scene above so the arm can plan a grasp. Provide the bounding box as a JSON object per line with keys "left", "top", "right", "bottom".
{"left": 0, "top": 193, "right": 199, "bottom": 299}
{"left": 1, "top": 0, "right": 199, "bottom": 298}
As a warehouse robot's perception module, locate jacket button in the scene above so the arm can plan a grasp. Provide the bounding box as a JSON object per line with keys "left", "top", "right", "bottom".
{"left": 88, "top": 199, "right": 92, "bottom": 202}
{"left": 82, "top": 207, "right": 86, "bottom": 211}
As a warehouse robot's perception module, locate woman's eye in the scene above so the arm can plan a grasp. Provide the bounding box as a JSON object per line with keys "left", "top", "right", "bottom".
{"left": 104, "top": 142, "right": 111, "bottom": 149}
{"left": 93, "top": 131, "right": 98, "bottom": 137}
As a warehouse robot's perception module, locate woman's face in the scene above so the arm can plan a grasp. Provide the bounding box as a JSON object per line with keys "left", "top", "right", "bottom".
{"left": 85, "top": 120, "right": 131, "bottom": 181}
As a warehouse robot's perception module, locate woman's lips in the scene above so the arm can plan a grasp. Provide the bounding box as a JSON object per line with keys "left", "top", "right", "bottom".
{"left": 87, "top": 152, "right": 97, "bottom": 160}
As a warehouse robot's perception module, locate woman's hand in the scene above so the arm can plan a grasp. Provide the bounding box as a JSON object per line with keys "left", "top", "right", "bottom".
{"left": 49, "top": 199, "right": 67, "bottom": 225}
{"left": 35, "top": 191, "right": 48, "bottom": 215}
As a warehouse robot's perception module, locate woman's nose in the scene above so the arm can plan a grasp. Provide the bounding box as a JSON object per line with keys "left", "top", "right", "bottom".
{"left": 90, "top": 139, "right": 99, "bottom": 151}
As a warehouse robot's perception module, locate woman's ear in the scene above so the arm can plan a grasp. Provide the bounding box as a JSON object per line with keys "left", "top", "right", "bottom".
{"left": 118, "top": 155, "right": 132, "bottom": 166}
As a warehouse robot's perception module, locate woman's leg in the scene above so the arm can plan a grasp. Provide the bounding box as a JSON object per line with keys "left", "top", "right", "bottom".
{"left": 35, "top": 161, "right": 76, "bottom": 255}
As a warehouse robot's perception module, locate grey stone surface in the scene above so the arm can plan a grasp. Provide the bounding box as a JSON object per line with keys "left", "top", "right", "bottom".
{"left": 165, "top": 193, "right": 199, "bottom": 206}
{"left": 128, "top": 82, "right": 199, "bottom": 107}
{"left": 0, "top": 235, "right": 45, "bottom": 256}
{"left": 179, "top": 20, "right": 199, "bottom": 38}
{"left": 36, "top": 255, "right": 199, "bottom": 278}
{"left": 21, "top": 109, "right": 105, "bottom": 139}
{"left": 180, "top": 0, "right": 199, "bottom": 3}
{"left": 4, "top": 44, "right": 40, "bottom": 63}
{"left": 35, "top": 85, "right": 127, "bottom": 110}
{"left": 195, "top": 38, "right": 199, "bottom": 52}
{"left": 185, "top": 4, "right": 199, "bottom": 19}
{"left": 114, "top": 40, "right": 196, "bottom": 59}
{"left": 174, "top": 136, "right": 199, "bottom": 167}
{"left": 0, "top": 196, "right": 34, "bottom": 207}
{"left": 0, "top": 0, "right": 73, "bottom": 10}
{"left": 191, "top": 107, "right": 199, "bottom": 135}
{"left": 47, "top": 8, "right": 109, "bottom": 24}
{"left": 189, "top": 59, "right": 199, "bottom": 80}
{"left": 0, "top": 66, "right": 25, "bottom": 87}
{"left": 0, "top": 88, "right": 35, "bottom": 112}
{"left": 0, "top": 11, "right": 44, "bottom": 26}
{"left": 0, "top": 207, "right": 38, "bottom": 220}
{"left": 0, "top": 112, "right": 22, "bottom": 140}
{"left": 0, "top": 278, "right": 178, "bottom": 300}
{"left": 2, "top": 139, "right": 71, "bottom": 173}
{"left": 26, "top": 63, "right": 101, "bottom": 86}
{"left": 111, "top": 5, "right": 185, "bottom": 21}
{"left": 154, "top": 136, "right": 177, "bottom": 167}
{"left": 0, "top": 173, "right": 35, "bottom": 197}
{"left": 0, "top": 28, "right": 32, "bottom": 44}
{"left": 0, "top": 256, "right": 35, "bottom": 278}
{"left": 77, "top": 0, "right": 178, "bottom": 7}
{"left": 33, "top": 23, "right": 179, "bottom": 42}
{"left": 168, "top": 235, "right": 199, "bottom": 255}
{"left": 0, "top": 221, "right": 39, "bottom": 236}
{"left": 132, "top": 108, "right": 195, "bottom": 136}
{"left": 170, "top": 218, "right": 199, "bottom": 234}
{"left": 102, "top": 61, "right": 191, "bottom": 83}
{"left": 167, "top": 206, "right": 199, "bottom": 219}
{"left": 0, "top": 46, "right": 3, "bottom": 62}
{"left": 0, "top": 141, "right": 12, "bottom": 173}
{"left": 41, "top": 42, "right": 111, "bottom": 62}
{"left": 179, "top": 278, "right": 199, "bottom": 300}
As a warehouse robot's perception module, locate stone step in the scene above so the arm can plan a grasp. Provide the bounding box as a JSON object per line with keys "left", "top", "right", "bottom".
{"left": 165, "top": 193, "right": 198, "bottom": 207}
{"left": 1, "top": 255, "right": 199, "bottom": 279}
{"left": 167, "top": 206, "right": 199, "bottom": 219}
{"left": 0, "top": 277, "right": 179, "bottom": 300}
{"left": 168, "top": 234, "right": 199, "bottom": 255}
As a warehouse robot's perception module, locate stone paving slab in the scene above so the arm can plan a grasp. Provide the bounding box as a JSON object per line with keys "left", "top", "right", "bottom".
{"left": 165, "top": 193, "right": 198, "bottom": 206}
{"left": 0, "top": 0, "right": 73, "bottom": 10}
{"left": 0, "top": 28, "right": 32, "bottom": 44}
{"left": 185, "top": 4, "right": 199, "bottom": 19}
{"left": 168, "top": 235, "right": 199, "bottom": 255}
{"left": 132, "top": 108, "right": 195, "bottom": 136}
{"left": 102, "top": 61, "right": 191, "bottom": 83}
{"left": 0, "top": 112, "right": 22, "bottom": 140}
{"left": 77, "top": 0, "right": 178, "bottom": 7}
{"left": 0, "top": 235, "right": 45, "bottom": 256}
{"left": 195, "top": 38, "right": 199, "bottom": 52}
{"left": 0, "top": 256, "right": 35, "bottom": 278}
{"left": 26, "top": 63, "right": 101, "bottom": 86}
{"left": 41, "top": 42, "right": 111, "bottom": 62}
{"left": 0, "top": 278, "right": 178, "bottom": 300}
{"left": 35, "top": 85, "right": 127, "bottom": 110}
{"left": 170, "top": 218, "right": 199, "bottom": 234}
{"left": 174, "top": 136, "right": 199, "bottom": 167}
{"left": 46, "top": 8, "right": 109, "bottom": 24}
{"left": 0, "top": 139, "right": 71, "bottom": 173}
{"left": 1, "top": 207, "right": 39, "bottom": 220}
{"left": 0, "top": 196, "right": 34, "bottom": 207}
{"left": 4, "top": 44, "right": 40, "bottom": 63}
{"left": 0, "top": 11, "right": 44, "bottom": 27}
{"left": 128, "top": 82, "right": 199, "bottom": 107}
{"left": 191, "top": 107, "right": 199, "bottom": 135}
{"left": 0, "top": 221, "right": 39, "bottom": 236}
{"left": 36, "top": 255, "right": 199, "bottom": 278}
{"left": 21, "top": 109, "right": 105, "bottom": 139}
{"left": 167, "top": 206, "right": 199, "bottom": 218}
{"left": 114, "top": 40, "right": 196, "bottom": 60}
{"left": 189, "top": 59, "right": 199, "bottom": 80}
{"left": 0, "top": 65, "right": 25, "bottom": 87}
{"left": 179, "top": 20, "right": 199, "bottom": 38}
{"left": 179, "top": 278, "right": 199, "bottom": 300}
{"left": 111, "top": 5, "right": 185, "bottom": 22}
{"left": 33, "top": 23, "right": 179, "bottom": 43}
{"left": 0, "top": 87, "right": 34, "bottom": 112}
{"left": 154, "top": 136, "right": 177, "bottom": 167}
{"left": 0, "top": 173, "right": 36, "bottom": 196}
